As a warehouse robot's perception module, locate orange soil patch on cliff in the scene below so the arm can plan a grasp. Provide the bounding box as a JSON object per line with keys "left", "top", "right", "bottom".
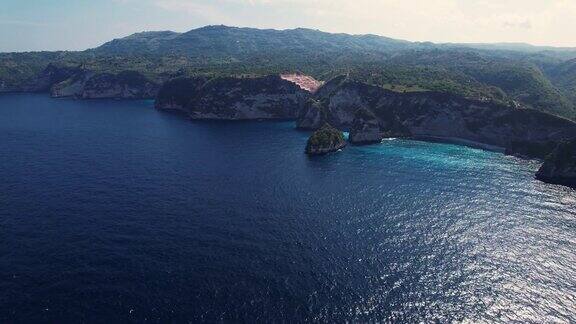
{"left": 280, "top": 73, "right": 324, "bottom": 94}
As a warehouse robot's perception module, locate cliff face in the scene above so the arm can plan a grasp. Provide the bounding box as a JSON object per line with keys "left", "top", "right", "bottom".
{"left": 296, "top": 99, "right": 328, "bottom": 129}
{"left": 154, "top": 77, "right": 208, "bottom": 113}
{"left": 30, "top": 64, "right": 85, "bottom": 92}
{"left": 297, "top": 78, "right": 576, "bottom": 158}
{"left": 155, "top": 75, "right": 311, "bottom": 120}
{"left": 280, "top": 74, "right": 324, "bottom": 93}
{"left": 536, "top": 140, "right": 576, "bottom": 187}
{"left": 349, "top": 108, "right": 382, "bottom": 144}
{"left": 297, "top": 77, "right": 396, "bottom": 131}
{"left": 50, "top": 71, "right": 93, "bottom": 97}
{"left": 81, "top": 71, "right": 158, "bottom": 99}
{"left": 0, "top": 64, "right": 84, "bottom": 93}
{"left": 0, "top": 65, "right": 159, "bottom": 99}
{"left": 51, "top": 70, "right": 159, "bottom": 99}
{"left": 305, "top": 124, "right": 347, "bottom": 155}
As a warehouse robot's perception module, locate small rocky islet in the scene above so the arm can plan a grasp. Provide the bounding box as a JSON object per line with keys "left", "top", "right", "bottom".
{"left": 305, "top": 124, "right": 347, "bottom": 155}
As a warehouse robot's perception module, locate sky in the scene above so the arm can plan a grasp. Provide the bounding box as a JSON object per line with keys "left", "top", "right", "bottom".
{"left": 2, "top": 0, "right": 576, "bottom": 52}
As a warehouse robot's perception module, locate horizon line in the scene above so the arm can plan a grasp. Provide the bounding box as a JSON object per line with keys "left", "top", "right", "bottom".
{"left": 3, "top": 24, "right": 576, "bottom": 54}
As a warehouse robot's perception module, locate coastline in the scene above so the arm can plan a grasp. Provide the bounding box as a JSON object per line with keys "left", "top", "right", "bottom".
{"left": 411, "top": 135, "right": 506, "bottom": 153}
{"left": 0, "top": 92, "right": 542, "bottom": 159}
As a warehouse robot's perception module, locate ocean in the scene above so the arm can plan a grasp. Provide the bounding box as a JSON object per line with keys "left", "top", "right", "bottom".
{"left": 1, "top": 94, "right": 575, "bottom": 322}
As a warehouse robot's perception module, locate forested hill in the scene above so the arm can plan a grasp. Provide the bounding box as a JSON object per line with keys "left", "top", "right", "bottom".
{"left": 90, "top": 25, "right": 414, "bottom": 57}
{"left": 92, "top": 25, "right": 576, "bottom": 59}
{"left": 2, "top": 25, "right": 576, "bottom": 119}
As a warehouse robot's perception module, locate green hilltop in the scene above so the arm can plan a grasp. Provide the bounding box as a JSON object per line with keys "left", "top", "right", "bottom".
{"left": 2, "top": 25, "right": 576, "bottom": 119}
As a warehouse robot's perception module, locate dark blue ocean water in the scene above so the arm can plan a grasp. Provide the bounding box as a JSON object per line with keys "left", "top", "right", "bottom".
{"left": 0, "top": 94, "right": 575, "bottom": 323}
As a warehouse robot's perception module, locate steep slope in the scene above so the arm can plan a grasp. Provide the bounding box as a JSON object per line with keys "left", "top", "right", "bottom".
{"left": 155, "top": 75, "right": 311, "bottom": 120}
{"left": 546, "top": 58, "right": 576, "bottom": 106}
{"left": 0, "top": 52, "right": 82, "bottom": 92}
{"left": 50, "top": 70, "right": 159, "bottom": 99}
{"left": 298, "top": 77, "right": 576, "bottom": 158}
{"left": 536, "top": 140, "right": 576, "bottom": 187}
{"left": 385, "top": 50, "right": 576, "bottom": 118}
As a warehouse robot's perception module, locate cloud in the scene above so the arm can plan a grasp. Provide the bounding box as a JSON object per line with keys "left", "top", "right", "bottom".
{"left": 503, "top": 20, "right": 533, "bottom": 29}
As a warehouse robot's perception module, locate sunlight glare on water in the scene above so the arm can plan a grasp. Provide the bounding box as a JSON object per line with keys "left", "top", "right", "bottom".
{"left": 0, "top": 94, "right": 574, "bottom": 323}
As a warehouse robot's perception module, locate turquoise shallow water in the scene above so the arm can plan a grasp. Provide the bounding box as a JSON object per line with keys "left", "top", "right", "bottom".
{"left": 0, "top": 94, "right": 575, "bottom": 322}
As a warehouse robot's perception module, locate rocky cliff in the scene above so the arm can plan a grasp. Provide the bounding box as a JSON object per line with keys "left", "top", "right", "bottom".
{"left": 30, "top": 64, "right": 85, "bottom": 92}
{"left": 305, "top": 124, "right": 347, "bottom": 155}
{"left": 0, "top": 63, "right": 84, "bottom": 93}
{"left": 296, "top": 99, "right": 329, "bottom": 129}
{"left": 349, "top": 108, "right": 383, "bottom": 144}
{"left": 536, "top": 140, "right": 576, "bottom": 187}
{"left": 0, "top": 64, "right": 159, "bottom": 99}
{"left": 7, "top": 65, "right": 576, "bottom": 184}
{"left": 154, "top": 77, "right": 209, "bottom": 113}
{"left": 297, "top": 77, "right": 576, "bottom": 158}
{"left": 155, "top": 75, "right": 311, "bottom": 120}
{"left": 51, "top": 70, "right": 158, "bottom": 99}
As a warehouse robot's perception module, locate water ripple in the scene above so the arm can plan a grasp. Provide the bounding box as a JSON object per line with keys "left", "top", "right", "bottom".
{"left": 0, "top": 94, "right": 575, "bottom": 322}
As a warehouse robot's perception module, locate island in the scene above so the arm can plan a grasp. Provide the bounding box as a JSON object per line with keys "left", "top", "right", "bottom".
{"left": 3, "top": 25, "right": 576, "bottom": 187}
{"left": 305, "top": 124, "right": 347, "bottom": 155}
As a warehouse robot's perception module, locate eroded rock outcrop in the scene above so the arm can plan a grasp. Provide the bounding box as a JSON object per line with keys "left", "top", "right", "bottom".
{"left": 81, "top": 71, "right": 158, "bottom": 99}
{"left": 51, "top": 70, "right": 158, "bottom": 99}
{"left": 297, "top": 77, "right": 576, "bottom": 158}
{"left": 296, "top": 99, "right": 328, "bottom": 129}
{"left": 31, "top": 64, "right": 85, "bottom": 92}
{"left": 349, "top": 108, "right": 382, "bottom": 144}
{"left": 51, "top": 71, "right": 93, "bottom": 97}
{"left": 305, "top": 124, "right": 346, "bottom": 155}
{"left": 536, "top": 140, "right": 576, "bottom": 187}
{"left": 155, "top": 75, "right": 311, "bottom": 120}
{"left": 154, "top": 77, "right": 208, "bottom": 113}
{"left": 280, "top": 73, "right": 324, "bottom": 93}
{"left": 6, "top": 64, "right": 160, "bottom": 99}
{"left": 297, "top": 76, "right": 384, "bottom": 131}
